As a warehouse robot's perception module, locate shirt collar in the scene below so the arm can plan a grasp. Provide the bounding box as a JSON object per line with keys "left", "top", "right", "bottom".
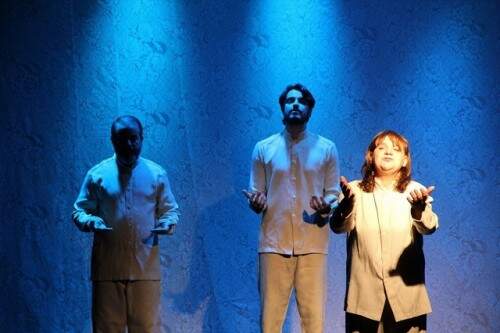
{"left": 114, "top": 154, "right": 141, "bottom": 172}
{"left": 374, "top": 177, "right": 397, "bottom": 191}
{"left": 283, "top": 129, "right": 308, "bottom": 143}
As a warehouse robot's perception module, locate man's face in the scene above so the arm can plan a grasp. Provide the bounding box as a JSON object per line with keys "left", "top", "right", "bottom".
{"left": 282, "top": 89, "right": 311, "bottom": 125}
{"left": 111, "top": 120, "right": 143, "bottom": 166}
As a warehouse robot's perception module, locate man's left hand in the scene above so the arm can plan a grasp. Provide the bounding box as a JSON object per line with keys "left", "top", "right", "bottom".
{"left": 310, "top": 195, "right": 332, "bottom": 215}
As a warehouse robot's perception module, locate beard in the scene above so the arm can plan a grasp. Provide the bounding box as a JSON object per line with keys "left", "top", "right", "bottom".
{"left": 282, "top": 111, "right": 310, "bottom": 125}
{"left": 115, "top": 147, "right": 141, "bottom": 167}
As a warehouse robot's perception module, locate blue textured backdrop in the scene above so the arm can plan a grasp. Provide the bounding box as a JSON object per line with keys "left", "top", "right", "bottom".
{"left": 0, "top": 0, "right": 499, "bottom": 332}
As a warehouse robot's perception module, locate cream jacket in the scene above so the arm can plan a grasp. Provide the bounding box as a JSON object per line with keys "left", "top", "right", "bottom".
{"left": 331, "top": 179, "right": 438, "bottom": 321}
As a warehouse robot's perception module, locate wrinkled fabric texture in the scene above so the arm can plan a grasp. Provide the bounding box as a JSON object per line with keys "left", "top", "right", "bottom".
{"left": 259, "top": 253, "right": 327, "bottom": 333}
{"left": 92, "top": 280, "right": 162, "bottom": 333}
{"left": 73, "top": 156, "right": 180, "bottom": 281}
{"left": 250, "top": 130, "right": 340, "bottom": 255}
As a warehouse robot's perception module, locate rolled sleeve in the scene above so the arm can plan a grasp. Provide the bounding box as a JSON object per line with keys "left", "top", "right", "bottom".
{"left": 324, "top": 143, "right": 340, "bottom": 206}
{"left": 156, "top": 170, "right": 180, "bottom": 227}
{"left": 249, "top": 143, "right": 266, "bottom": 193}
{"left": 72, "top": 171, "right": 100, "bottom": 232}
{"left": 413, "top": 203, "right": 438, "bottom": 234}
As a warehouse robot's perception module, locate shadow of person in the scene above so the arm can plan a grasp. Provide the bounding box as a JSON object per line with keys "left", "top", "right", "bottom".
{"left": 389, "top": 231, "right": 425, "bottom": 286}
{"left": 168, "top": 187, "right": 260, "bottom": 332}
{"left": 167, "top": 204, "right": 222, "bottom": 332}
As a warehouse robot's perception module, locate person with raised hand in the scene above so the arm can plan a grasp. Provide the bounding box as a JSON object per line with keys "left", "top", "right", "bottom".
{"left": 331, "top": 130, "right": 438, "bottom": 333}
{"left": 244, "top": 83, "right": 340, "bottom": 333}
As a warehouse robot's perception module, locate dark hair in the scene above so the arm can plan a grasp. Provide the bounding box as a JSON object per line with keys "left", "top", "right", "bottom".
{"left": 359, "top": 130, "right": 412, "bottom": 193}
{"left": 278, "top": 83, "right": 316, "bottom": 111}
{"left": 111, "top": 115, "right": 143, "bottom": 139}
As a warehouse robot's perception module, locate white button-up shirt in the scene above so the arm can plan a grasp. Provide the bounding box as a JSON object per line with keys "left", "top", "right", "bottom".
{"left": 250, "top": 130, "right": 340, "bottom": 255}
{"left": 331, "top": 179, "right": 438, "bottom": 321}
{"left": 73, "top": 156, "right": 179, "bottom": 281}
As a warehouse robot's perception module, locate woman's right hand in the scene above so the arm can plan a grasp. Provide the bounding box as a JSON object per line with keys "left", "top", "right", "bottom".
{"left": 339, "top": 176, "right": 355, "bottom": 213}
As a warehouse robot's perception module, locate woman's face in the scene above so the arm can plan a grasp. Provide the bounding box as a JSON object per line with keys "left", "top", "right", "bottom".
{"left": 372, "top": 136, "right": 407, "bottom": 177}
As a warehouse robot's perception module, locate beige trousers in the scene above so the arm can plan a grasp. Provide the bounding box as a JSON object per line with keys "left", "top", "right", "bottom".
{"left": 346, "top": 302, "right": 426, "bottom": 333}
{"left": 259, "top": 253, "right": 327, "bottom": 333}
{"left": 92, "top": 280, "right": 162, "bottom": 333}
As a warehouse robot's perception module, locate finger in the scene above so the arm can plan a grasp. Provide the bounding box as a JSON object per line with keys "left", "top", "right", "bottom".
{"left": 415, "top": 189, "right": 424, "bottom": 201}
{"left": 257, "top": 193, "right": 266, "bottom": 208}
{"left": 426, "top": 186, "right": 435, "bottom": 196}
{"left": 343, "top": 184, "right": 353, "bottom": 199}
{"left": 419, "top": 189, "right": 427, "bottom": 201}
{"left": 410, "top": 190, "right": 418, "bottom": 202}
{"left": 151, "top": 228, "right": 166, "bottom": 234}
{"left": 340, "top": 176, "right": 349, "bottom": 186}
{"left": 242, "top": 189, "right": 252, "bottom": 199}
{"left": 340, "top": 180, "right": 348, "bottom": 192}
{"left": 250, "top": 192, "right": 260, "bottom": 204}
{"left": 319, "top": 197, "right": 329, "bottom": 210}
{"left": 340, "top": 179, "right": 351, "bottom": 197}
{"left": 310, "top": 196, "right": 320, "bottom": 210}
{"left": 95, "top": 220, "right": 111, "bottom": 230}
{"left": 167, "top": 225, "right": 176, "bottom": 235}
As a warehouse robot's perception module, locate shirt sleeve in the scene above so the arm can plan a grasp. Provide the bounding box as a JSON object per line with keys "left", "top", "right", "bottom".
{"left": 72, "top": 171, "right": 100, "bottom": 232}
{"left": 249, "top": 142, "right": 266, "bottom": 193}
{"left": 412, "top": 202, "right": 438, "bottom": 235}
{"left": 156, "top": 170, "right": 180, "bottom": 227}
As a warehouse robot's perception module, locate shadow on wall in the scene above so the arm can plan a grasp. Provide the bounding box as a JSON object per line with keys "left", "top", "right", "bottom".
{"left": 168, "top": 190, "right": 260, "bottom": 332}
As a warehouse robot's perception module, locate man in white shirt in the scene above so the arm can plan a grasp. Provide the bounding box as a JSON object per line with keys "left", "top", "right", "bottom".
{"left": 73, "top": 115, "right": 179, "bottom": 333}
{"left": 244, "top": 84, "right": 340, "bottom": 333}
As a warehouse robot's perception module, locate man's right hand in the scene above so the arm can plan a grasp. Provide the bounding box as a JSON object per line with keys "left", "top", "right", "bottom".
{"left": 242, "top": 189, "right": 267, "bottom": 214}
{"left": 88, "top": 217, "right": 113, "bottom": 232}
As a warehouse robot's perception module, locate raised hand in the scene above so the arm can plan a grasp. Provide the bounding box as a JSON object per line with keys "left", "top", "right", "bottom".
{"left": 338, "top": 176, "right": 355, "bottom": 214}
{"left": 242, "top": 189, "right": 268, "bottom": 214}
{"left": 310, "top": 196, "right": 334, "bottom": 215}
{"left": 407, "top": 186, "right": 435, "bottom": 220}
{"left": 340, "top": 176, "right": 354, "bottom": 201}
